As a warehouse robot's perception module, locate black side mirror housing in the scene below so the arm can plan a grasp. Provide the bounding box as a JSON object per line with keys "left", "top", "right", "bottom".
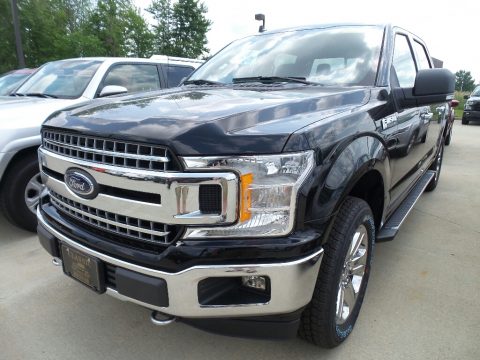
{"left": 464, "top": 94, "right": 470, "bottom": 99}
{"left": 395, "top": 68, "right": 455, "bottom": 109}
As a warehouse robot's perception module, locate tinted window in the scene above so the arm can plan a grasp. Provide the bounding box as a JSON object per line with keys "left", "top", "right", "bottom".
{"left": 392, "top": 34, "right": 416, "bottom": 87}
{"left": 103, "top": 64, "right": 160, "bottom": 94}
{"left": 16, "top": 60, "right": 101, "bottom": 99}
{"left": 167, "top": 65, "right": 194, "bottom": 87}
{"left": 190, "top": 26, "right": 384, "bottom": 86}
{"left": 412, "top": 41, "right": 431, "bottom": 70}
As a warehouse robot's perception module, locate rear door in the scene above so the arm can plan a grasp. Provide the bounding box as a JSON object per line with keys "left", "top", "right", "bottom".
{"left": 388, "top": 32, "right": 442, "bottom": 206}
{"left": 411, "top": 38, "right": 444, "bottom": 166}
{"left": 161, "top": 64, "right": 195, "bottom": 88}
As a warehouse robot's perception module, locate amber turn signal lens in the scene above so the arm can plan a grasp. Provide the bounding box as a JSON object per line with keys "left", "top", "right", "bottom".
{"left": 239, "top": 173, "right": 253, "bottom": 222}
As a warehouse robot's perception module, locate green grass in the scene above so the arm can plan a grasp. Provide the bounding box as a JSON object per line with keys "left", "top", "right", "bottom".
{"left": 453, "top": 91, "right": 467, "bottom": 119}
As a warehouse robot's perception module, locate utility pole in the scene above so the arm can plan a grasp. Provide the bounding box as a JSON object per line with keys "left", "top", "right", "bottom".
{"left": 11, "top": 0, "right": 25, "bottom": 68}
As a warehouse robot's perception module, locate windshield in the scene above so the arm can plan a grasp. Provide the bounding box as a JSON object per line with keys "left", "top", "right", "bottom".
{"left": 15, "top": 60, "right": 101, "bottom": 99}
{"left": 189, "top": 26, "right": 384, "bottom": 86}
{"left": 0, "top": 72, "right": 30, "bottom": 95}
{"left": 472, "top": 86, "right": 480, "bottom": 97}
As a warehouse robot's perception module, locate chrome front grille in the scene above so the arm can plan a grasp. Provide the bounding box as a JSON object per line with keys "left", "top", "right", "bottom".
{"left": 42, "top": 129, "right": 179, "bottom": 171}
{"left": 49, "top": 191, "right": 176, "bottom": 245}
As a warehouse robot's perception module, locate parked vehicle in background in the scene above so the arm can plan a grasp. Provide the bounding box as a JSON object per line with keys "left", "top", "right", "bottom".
{"left": 0, "top": 56, "right": 202, "bottom": 232}
{"left": 462, "top": 86, "right": 480, "bottom": 124}
{"left": 445, "top": 99, "right": 459, "bottom": 145}
{"left": 150, "top": 55, "right": 204, "bottom": 86}
{"left": 0, "top": 68, "right": 36, "bottom": 96}
{"left": 36, "top": 24, "right": 454, "bottom": 347}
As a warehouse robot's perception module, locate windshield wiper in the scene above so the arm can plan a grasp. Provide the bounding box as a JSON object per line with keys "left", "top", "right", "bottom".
{"left": 183, "top": 79, "right": 224, "bottom": 86}
{"left": 23, "top": 92, "right": 58, "bottom": 98}
{"left": 9, "top": 92, "right": 26, "bottom": 97}
{"left": 233, "top": 76, "right": 318, "bottom": 85}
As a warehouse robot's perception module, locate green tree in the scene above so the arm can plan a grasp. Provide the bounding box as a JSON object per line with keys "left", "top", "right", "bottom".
{"left": 1, "top": 0, "right": 156, "bottom": 73}
{"left": 54, "top": 0, "right": 104, "bottom": 58}
{"left": 124, "top": 6, "right": 154, "bottom": 57}
{"left": 0, "top": 0, "right": 17, "bottom": 73}
{"left": 19, "top": 0, "right": 66, "bottom": 66}
{"left": 172, "top": 0, "right": 211, "bottom": 58}
{"left": 147, "top": 0, "right": 174, "bottom": 55}
{"left": 87, "top": 0, "right": 153, "bottom": 57}
{"left": 455, "top": 70, "right": 476, "bottom": 92}
{"left": 13, "top": 0, "right": 100, "bottom": 67}
{"left": 148, "top": 0, "right": 211, "bottom": 58}
{"left": 87, "top": 0, "right": 129, "bottom": 57}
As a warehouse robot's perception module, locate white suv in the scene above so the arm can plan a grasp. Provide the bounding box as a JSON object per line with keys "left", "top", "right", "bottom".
{"left": 0, "top": 56, "right": 202, "bottom": 231}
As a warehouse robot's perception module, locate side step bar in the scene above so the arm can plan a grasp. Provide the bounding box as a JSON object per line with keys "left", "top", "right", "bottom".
{"left": 377, "top": 170, "right": 435, "bottom": 242}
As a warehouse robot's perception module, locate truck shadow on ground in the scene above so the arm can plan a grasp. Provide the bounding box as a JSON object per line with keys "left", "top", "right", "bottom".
{"left": 7, "top": 275, "right": 341, "bottom": 360}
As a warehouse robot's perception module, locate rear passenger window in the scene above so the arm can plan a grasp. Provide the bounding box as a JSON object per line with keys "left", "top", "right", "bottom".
{"left": 392, "top": 34, "right": 417, "bottom": 88}
{"left": 412, "top": 41, "right": 431, "bottom": 70}
{"left": 102, "top": 64, "right": 161, "bottom": 94}
{"left": 166, "top": 65, "right": 194, "bottom": 87}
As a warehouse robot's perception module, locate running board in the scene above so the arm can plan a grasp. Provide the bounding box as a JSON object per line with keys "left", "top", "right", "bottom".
{"left": 377, "top": 170, "right": 435, "bottom": 242}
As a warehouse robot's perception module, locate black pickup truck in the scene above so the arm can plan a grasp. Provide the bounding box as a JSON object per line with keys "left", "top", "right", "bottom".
{"left": 37, "top": 24, "right": 454, "bottom": 348}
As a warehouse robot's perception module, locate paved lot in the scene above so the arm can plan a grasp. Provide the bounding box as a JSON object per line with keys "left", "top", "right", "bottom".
{"left": 1, "top": 123, "right": 479, "bottom": 360}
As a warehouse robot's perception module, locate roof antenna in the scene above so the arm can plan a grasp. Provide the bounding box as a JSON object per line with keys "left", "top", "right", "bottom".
{"left": 255, "top": 14, "right": 266, "bottom": 33}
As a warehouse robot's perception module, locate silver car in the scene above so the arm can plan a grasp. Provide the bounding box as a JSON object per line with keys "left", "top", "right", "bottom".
{"left": 0, "top": 56, "right": 202, "bottom": 231}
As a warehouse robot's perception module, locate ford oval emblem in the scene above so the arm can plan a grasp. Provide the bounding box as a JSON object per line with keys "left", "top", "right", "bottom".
{"left": 64, "top": 168, "right": 98, "bottom": 199}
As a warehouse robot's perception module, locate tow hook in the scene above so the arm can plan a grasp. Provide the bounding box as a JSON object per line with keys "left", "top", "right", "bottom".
{"left": 150, "top": 311, "right": 176, "bottom": 326}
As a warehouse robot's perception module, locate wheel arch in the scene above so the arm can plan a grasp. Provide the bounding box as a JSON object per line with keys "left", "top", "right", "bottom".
{"left": 0, "top": 146, "right": 39, "bottom": 188}
{"left": 304, "top": 134, "right": 390, "bottom": 242}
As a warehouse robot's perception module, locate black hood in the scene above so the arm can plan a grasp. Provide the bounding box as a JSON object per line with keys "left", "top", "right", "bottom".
{"left": 44, "top": 85, "right": 370, "bottom": 156}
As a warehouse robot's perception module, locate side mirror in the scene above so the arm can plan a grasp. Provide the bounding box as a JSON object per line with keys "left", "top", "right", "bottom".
{"left": 395, "top": 69, "right": 455, "bottom": 109}
{"left": 464, "top": 94, "right": 470, "bottom": 99}
{"left": 450, "top": 99, "right": 459, "bottom": 108}
{"left": 99, "top": 85, "right": 128, "bottom": 97}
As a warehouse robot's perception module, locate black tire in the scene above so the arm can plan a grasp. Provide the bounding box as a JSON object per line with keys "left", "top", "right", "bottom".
{"left": 425, "top": 141, "right": 444, "bottom": 192}
{"left": 461, "top": 116, "right": 469, "bottom": 125}
{"left": 0, "top": 152, "right": 42, "bottom": 232}
{"left": 444, "top": 128, "right": 452, "bottom": 146}
{"left": 299, "top": 196, "right": 375, "bottom": 348}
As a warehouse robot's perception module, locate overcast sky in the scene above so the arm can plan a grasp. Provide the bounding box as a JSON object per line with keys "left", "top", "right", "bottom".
{"left": 135, "top": 0, "right": 480, "bottom": 83}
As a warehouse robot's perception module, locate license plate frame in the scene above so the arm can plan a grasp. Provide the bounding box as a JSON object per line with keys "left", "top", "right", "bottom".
{"left": 61, "top": 244, "right": 105, "bottom": 293}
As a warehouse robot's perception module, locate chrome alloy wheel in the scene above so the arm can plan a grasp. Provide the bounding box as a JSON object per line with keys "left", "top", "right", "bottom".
{"left": 335, "top": 224, "right": 369, "bottom": 324}
{"left": 24, "top": 172, "right": 44, "bottom": 214}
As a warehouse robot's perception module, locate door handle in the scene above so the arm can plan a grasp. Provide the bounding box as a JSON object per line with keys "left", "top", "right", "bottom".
{"left": 420, "top": 112, "right": 433, "bottom": 121}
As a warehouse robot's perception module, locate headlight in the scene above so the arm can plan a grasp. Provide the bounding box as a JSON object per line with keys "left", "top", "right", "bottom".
{"left": 181, "top": 151, "right": 315, "bottom": 238}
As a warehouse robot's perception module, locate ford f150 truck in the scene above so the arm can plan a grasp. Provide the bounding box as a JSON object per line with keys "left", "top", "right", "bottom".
{"left": 462, "top": 85, "right": 480, "bottom": 124}
{"left": 36, "top": 24, "right": 454, "bottom": 348}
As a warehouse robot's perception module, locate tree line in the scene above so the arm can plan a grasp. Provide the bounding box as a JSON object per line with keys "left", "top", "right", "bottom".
{"left": 455, "top": 70, "right": 477, "bottom": 92}
{"left": 0, "top": 0, "right": 211, "bottom": 73}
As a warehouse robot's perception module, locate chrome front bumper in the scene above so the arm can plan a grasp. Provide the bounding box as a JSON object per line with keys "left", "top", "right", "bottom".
{"left": 38, "top": 209, "right": 323, "bottom": 318}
